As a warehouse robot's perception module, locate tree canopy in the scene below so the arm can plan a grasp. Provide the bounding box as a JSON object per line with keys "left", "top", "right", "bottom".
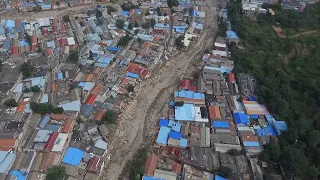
{"left": 20, "top": 62, "right": 34, "bottom": 79}
{"left": 30, "top": 102, "right": 64, "bottom": 114}
{"left": 126, "top": 84, "right": 134, "bottom": 93}
{"left": 68, "top": 51, "right": 79, "bottom": 63}
{"left": 167, "top": 0, "right": 179, "bottom": 8}
{"left": 4, "top": 99, "right": 18, "bottom": 107}
{"left": 101, "top": 110, "right": 117, "bottom": 124}
{"left": 116, "top": 19, "right": 125, "bottom": 29}
{"left": 174, "top": 35, "right": 185, "bottom": 48}
{"left": 118, "top": 34, "right": 133, "bottom": 46}
{"left": 46, "top": 165, "right": 66, "bottom": 180}
{"left": 131, "top": 148, "right": 147, "bottom": 180}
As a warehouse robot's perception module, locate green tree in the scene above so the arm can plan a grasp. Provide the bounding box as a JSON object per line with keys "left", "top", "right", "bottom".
{"left": 62, "top": 15, "right": 70, "bottom": 22}
{"left": 145, "top": 10, "right": 150, "bottom": 16}
{"left": 53, "top": 107, "right": 64, "bottom": 114}
{"left": 106, "top": 6, "right": 117, "bottom": 15}
{"left": 30, "top": 102, "right": 64, "bottom": 115}
{"left": 128, "top": 23, "right": 133, "bottom": 30}
{"left": 306, "top": 166, "right": 319, "bottom": 179}
{"left": 134, "top": 21, "right": 139, "bottom": 27}
{"left": 68, "top": 51, "right": 79, "bottom": 63}
{"left": 141, "top": 22, "right": 151, "bottom": 29}
{"left": 46, "top": 165, "right": 66, "bottom": 180}
{"left": 227, "top": 149, "right": 240, "bottom": 156}
{"left": 167, "top": 0, "right": 179, "bottom": 8}
{"left": 217, "top": 21, "right": 228, "bottom": 37}
{"left": 131, "top": 148, "right": 147, "bottom": 180}
{"left": 126, "top": 84, "right": 134, "bottom": 93}
{"left": 30, "top": 86, "right": 41, "bottom": 92}
{"left": 116, "top": 19, "right": 125, "bottom": 29}
{"left": 175, "top": 101, "right": 184, "bottom": 107}
{"left": 20, "top": 62, "right": 34, "bottom": 79}
{"left": 118, "top": 34, "right": 133, "bottom": 46}
{"left": 217, "top": 166, "right": 232, "bottom": 178}
{"left": 150, "top": 19, "right": 156, "bottom": 28}
{"left": 4, "top": 99, "right": 18, "bottom": 107}
{"left": 174, "top": 35, "right": 184, "bottom": 48}
{"left": 101, "top": 110, "right": 117, "bottom": 124}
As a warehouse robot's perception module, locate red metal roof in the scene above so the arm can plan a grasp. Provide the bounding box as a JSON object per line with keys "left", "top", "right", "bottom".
{"left": 52, "top": 25, "right": 58, "bottom": 34}
{"left": 172, "top": 163, "right": 182, "bottom": 174}
{"left": 94, "top": 109, "right": 107, "bottom": 121}
{"left": 42, "top": 28, "right": 49, "bottom": 35}
{"left": 229, "top": 72, "right": 236, "bottom": 83}
{"left": 11, "top": 46, "right": 18, "bottom": 55}
{"left": 181, "top": 79, "right": 190, "bottom": 89}
{"left": 120, "top": 78, "right": 129, "bottom": 87}
{"left": 85, "top": 94, "right": 98, "bottom": 105}
{"left": 45, "top": 132, "right": 59, "bottom": 151}
{"left": 144, "top": 154, "right": 158, "bottom": 176}
{"left": 87, "top": 157, "right": 103, "bottom": 173}
{"left": 61, "top": 23, "right": 66, "bottom": 32}
{"left": 61, "top": 118, "right": 73, "bottom": 133}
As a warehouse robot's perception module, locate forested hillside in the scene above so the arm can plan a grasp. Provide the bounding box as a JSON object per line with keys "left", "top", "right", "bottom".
{"left": 228, "top": 1, "right": 320, "bottom": 179}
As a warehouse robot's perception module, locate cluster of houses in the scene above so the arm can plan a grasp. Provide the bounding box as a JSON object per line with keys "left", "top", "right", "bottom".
{"left": 0, "top": 0, "right": 213, "bottom": 179}
{"left": 143, "top": 8, "right": 288, "bottom": 180}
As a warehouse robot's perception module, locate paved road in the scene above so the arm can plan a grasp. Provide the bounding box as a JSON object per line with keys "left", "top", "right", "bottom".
{"left": 101, "top": 0, "right": 219, "bottom": 179}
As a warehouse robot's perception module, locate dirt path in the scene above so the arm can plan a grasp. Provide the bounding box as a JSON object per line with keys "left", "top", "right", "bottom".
{"left": 101, "top": 0, "right": 218, "bottom": 179}
{"left": 290, "top": 30, "right": 319, "bottom": 38}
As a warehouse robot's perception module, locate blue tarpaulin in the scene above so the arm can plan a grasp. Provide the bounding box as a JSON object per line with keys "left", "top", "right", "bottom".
{"left": 247, "top": 95, "right": 256, "bottom": 101}
{"left": 213, "top": 121, "right": 230, "bottom": 128}
{"left": 215, "top": 175, "right": 228, "bottom": 180}
{"left": 169, "top": 131, "right": 182, "bottom": 139}
{"left": 126, "top": 72, "right": 139, "bottom": 79}
{"left": 234, "top": 112, "right": 249, "bottom": 125}
{"left": 273, "top": 121, "right": 288, "bottom": 135}
{"left": 227, "top": 31, "right": 238, "bottom": 39}
{"left": 250, "top": 115, "right": 259, "bottom": 119}
{"left": 108, "top": 46, "right": 120, "bottom": 51}
{"left": 159, "top": 119, "right": 169, "bottom": 126}
{"left": 256, "top": 124, "right": 277, "bottom": 136}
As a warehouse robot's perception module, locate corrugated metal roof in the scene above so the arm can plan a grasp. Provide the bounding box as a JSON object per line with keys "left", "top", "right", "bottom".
{"left": 0, "top": 151, "right": 15, "bottom": 173}
{"left": 62, "top": 147, "right": 84, "bottom": 166}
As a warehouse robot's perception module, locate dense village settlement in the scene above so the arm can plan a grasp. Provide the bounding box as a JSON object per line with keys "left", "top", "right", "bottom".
{"left": 0, "top": 0, "right": 319, "bottom": 178}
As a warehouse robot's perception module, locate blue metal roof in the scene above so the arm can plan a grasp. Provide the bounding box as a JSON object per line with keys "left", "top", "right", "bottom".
{"left": 234, "top": 112, "right": 249, "bottom": 125}
{"left": 273, "top": 121, "right": 288, "bottom": 135}
{"left": 175, "top": 103, "right": 195, "bottom": 121}
{"left": 0, "top": 151, "right": 15, "bottom": 173}
{"left": 171, "top": 121, "right": 181, "bottom": 132}
{"left": 44, "top": 124, "right": 61, "bottom": 132}
{"left": 62, "top": 147, "right": 84, "bottom": 166}
{"left": 215, "top": 175, "right": 228, "bottom": 180}
{"left": 58, "top": 72, "right": 63, "bottom": 80}
{"left": 108, "top": 46, "right": 120, "bottom": 51}
{"left": 256, "top": 124, "right": 277, "bottom": 137}
{"left": 227, "top": 31, "right": 238, "bottom": 39}
{"left": 179, "top": 138, "right": 188, "bottom": 148}
{"left": 250, "top": 115, "right": 259, "bottom": 119}
{"left": 142, "top": 176, "right": 164, "bottom": 180}
{"left": 154, "top": 23, "right": 170, "bottom": 28}
{"left": 58, "top": 100, "right": 81, "bottom": 112}
{"left": 9, "top": 170, "right": 26, "bottom": 180}
{"left": 40, "top": 94, "right": 49, "bottom": 103}
{"left": 126, "top": 72, "right": 139, "bottom": 79}
{"left": 213, "top": 121, "right": 230, "bottom": 128}
{"left": 243, "top": 141, "right": 260, "bottom": 147}
{"left": 174, "top": 90, "right": 205, "bottom": 99}
{"left": 38, "top": 115, "right": 50, "bottom": 128}
{"left": 121, "top": 11, "right": 129, "bottom": 17}
{"left": 5, "top": 20, "right": 15, "bottom": 29}
{"left": 81, "top": 104, "right": 94, "bottom": 117}
{"left": 83, "top": 82, "right": 95, "bottom": 91}
{"left": 156, "top": 126, "right": 171, "bottom": 145}
{"left": 169, "top": 131, "right": 182, "bottom": 139}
